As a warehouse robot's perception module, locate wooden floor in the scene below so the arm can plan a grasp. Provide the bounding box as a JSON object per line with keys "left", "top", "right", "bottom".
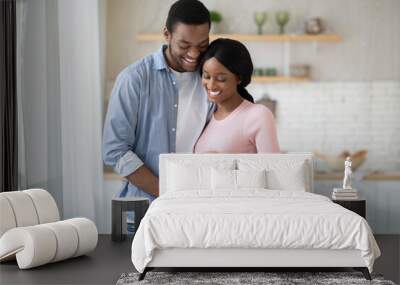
{"left": 0, "top": 235, "right": 399, "bottom": 285}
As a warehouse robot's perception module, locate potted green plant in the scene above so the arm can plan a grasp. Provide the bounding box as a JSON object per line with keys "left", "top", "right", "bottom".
{"left": 210, "top": 10, "right": 222, "bottom": 34}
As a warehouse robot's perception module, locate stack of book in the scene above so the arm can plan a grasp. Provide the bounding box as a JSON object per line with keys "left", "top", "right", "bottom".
{"left": 332, "top": 188, "right": 359, "bottom": 200}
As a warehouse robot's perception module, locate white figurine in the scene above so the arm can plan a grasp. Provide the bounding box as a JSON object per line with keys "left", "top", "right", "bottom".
{"left": 342, "top": 157, "right": 352, "bottom": 189}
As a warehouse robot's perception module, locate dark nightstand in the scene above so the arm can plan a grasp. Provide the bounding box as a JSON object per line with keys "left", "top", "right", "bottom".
{"left": 332, "top": 199, "right": 366, "bottom": 218}
{"left": 112, "top": 197, "right": 149, "bottom": 242}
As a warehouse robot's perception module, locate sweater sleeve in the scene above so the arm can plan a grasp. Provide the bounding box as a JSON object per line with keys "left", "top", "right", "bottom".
{"left": 246, "top": 105, "right": 280, "bottom": 153}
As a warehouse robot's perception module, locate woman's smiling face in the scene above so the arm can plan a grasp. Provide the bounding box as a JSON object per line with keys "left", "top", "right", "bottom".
{"left": 201, "top": 57, "right": 241, "bottom": 103}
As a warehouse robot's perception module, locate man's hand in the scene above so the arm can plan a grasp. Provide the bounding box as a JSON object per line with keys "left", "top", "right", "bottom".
{"left": 125, "top": 165, "right": 159, "bottom": 197}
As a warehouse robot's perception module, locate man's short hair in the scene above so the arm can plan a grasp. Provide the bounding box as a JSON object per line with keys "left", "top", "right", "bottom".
{"left": 166, "top": 0, "right": 210, "bottom": 32}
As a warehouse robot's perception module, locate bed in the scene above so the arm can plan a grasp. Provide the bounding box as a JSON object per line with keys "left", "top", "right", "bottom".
{"left": 131, "top": 153, "right": 380, "bottom": 280}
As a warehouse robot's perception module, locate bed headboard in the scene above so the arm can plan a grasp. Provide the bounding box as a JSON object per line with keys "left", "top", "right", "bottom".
{"left": 159, "top": 153, "right": 314, "bottom": 195}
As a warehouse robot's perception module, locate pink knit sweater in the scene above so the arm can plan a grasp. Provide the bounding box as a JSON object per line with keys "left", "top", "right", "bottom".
{"left": 194, "top": 100, "right": 280, "bottom": 153}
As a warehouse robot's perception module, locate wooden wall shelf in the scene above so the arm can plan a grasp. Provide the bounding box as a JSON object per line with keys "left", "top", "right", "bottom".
{"left": 315, "top": 171, "right": 400, "bottom": 181}
{"left": 135, "top": 33, "right": 341, "bottom": 83}
{"left": 136, "top": 33, "right": 341, "bottom": 42}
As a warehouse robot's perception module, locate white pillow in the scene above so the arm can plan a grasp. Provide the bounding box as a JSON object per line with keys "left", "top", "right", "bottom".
{"left": 238, "top": 159, "right": 309, "bottom": 191}
{"left": 167, "top": 163, "right": 209, "bottom": 191}
{"left": 211, "top": 168, "right": 236, "bottom": 190}
{"left": 267, "top": 167, "right": 306, "bottom": 191}
{"left": 211, "top": 169, "right": 268, "bottom": 190}
{"left": 167, "top": 160, "right": 235, "bottom": 192}
{"left": 237, "top": 169, "right": 267, "bottom": 189}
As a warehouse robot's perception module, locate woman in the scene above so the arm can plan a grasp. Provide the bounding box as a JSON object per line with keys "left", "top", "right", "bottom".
{"left": 194, "top": 38, "right": 280, "bottom": 153}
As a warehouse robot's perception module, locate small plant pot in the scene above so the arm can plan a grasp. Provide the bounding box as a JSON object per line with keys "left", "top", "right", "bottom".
{"left": 210, "top": 23, "right": 220, "bottom": 34}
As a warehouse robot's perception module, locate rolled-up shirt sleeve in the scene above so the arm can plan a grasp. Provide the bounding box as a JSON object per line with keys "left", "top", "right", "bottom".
{"left": 102, "top": 70, "right": 144, "bottom": 177}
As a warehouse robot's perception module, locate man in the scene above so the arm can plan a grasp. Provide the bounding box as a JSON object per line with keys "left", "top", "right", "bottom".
{"left": 103, "top": 0, "right": 212, "bottom": 201}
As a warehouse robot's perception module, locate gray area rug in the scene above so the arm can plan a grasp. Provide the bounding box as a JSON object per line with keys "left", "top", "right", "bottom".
{"left": 116, "top": 271, "right": 396, "bottom": 285}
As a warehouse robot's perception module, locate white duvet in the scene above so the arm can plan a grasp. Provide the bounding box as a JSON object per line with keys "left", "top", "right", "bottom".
{"left": 131, "top": 190, "right": 380, "bottom": 273}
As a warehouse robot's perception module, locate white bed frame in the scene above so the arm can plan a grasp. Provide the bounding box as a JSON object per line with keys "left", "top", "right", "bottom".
{"left": 148, "top": 248, "right": 365, "bottom": 268}
{"left": 139, "top": 154, "right": 371, "bottom": 280}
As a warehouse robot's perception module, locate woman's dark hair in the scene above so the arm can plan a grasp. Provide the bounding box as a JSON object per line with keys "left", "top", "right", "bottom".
{"left": 199, "top": 38, "right": 254, "bottom": 103}
{"left": 166, "top": 0, "right": 210, "bottom": 32}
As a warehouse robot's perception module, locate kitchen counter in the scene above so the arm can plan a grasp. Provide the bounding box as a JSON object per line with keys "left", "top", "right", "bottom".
{"left": 315, "top": 171, "right": 400, "bottom": 181}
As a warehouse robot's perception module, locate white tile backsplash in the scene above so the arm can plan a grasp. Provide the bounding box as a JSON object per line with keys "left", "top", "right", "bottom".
{"left": 248, "top": 81, "right": 400, "bottom": 171}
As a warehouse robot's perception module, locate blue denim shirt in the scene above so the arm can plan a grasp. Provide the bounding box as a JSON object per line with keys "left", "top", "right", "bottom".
{"left": 103, "top": 46, "right": 213, "bottom": 201}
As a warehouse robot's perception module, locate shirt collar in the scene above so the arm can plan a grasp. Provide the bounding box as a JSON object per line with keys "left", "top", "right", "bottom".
{"left": 153, "top": 45, "right": 169, "bottom": 70}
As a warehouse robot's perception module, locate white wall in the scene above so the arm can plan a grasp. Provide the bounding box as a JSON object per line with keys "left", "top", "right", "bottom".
{"left": 105, "top": 0, "right": 400, "bottom": 172}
